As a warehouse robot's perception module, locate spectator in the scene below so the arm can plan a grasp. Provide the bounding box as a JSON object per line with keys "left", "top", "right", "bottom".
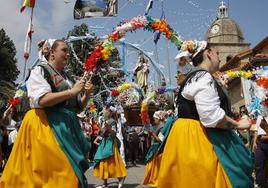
{"left": 90, "top": 117, "right": 100, "bottom": 161}
{"left": 253, "top": 115, "right": 268, "bottom": 188}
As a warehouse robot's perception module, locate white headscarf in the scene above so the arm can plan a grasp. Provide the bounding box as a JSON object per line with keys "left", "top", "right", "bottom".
{"left": 153, "top": 110, "right": 167, "bottom": 121}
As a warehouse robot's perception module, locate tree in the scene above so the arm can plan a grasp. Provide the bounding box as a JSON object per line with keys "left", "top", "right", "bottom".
{"left": 0, "top": 28, "right": 19, "bottom": 114}
{"left": 66, "top": 23, "right": 96, "bottom": 76}
{"left": 0, "top": 28, "right": 19, "bottom": 83}
{"left": 66, "top": 23, "right": 125, "bottom": 102}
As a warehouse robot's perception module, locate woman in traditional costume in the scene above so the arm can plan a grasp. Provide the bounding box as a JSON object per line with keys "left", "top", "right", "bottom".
{"left": 143, "top": 110, "right": 174, "bottom": 187}
{"left": 158, "top": 41, "right": 253, "bottom": 188}
{"left": 93, "top": 106, "right": 127, "bottom": 188}
{"left": 0, "top": 40, "right": 92, "bottom": 188}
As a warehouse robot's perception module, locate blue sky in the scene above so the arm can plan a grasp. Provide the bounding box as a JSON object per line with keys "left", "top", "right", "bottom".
{"left": 0, "top": 0, "right": 267, "bottom": 86}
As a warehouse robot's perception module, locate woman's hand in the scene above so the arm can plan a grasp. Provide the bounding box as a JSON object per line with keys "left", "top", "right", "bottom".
{"left": 215, "top": 72, "right": 228, "bottom": 89}
{"left": 3, "top": 105, "right": 14, "bottom": 118}
{"left": 1, "top": 105, "right": 14, "bottom": 126}
{"left": 70, "top": 79, "right": 85, "bottom": 96}
{"left": 237, "top": 117, "right": 251, "bottom": 129}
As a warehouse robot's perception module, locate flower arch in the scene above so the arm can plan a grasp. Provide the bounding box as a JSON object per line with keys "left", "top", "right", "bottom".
{"left": 84, "top": 16, "right": 183, "bottom": 73}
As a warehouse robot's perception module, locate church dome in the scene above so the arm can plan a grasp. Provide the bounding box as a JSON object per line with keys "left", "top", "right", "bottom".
{"left": 205, "top": 2, "right": 245, "bottom": 43}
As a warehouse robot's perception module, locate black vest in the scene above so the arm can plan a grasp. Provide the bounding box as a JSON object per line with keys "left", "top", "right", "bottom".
{"left": 177, "top": 69, "right": 233, "bottom": 120}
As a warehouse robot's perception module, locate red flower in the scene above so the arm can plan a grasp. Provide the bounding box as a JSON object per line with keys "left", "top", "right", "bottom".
{"left": 140, "top": 111, "right": 150, "bottom": 125}
{"left": 256, "top": 77, "right": 268, "bottom": 88}
{"left": 84, "top": 44, "right": 105, "bottom": 72}
{"left": 109, "top": 31, "right": 120, "bottom": 42}
{"left": 84, "top": 56, "right": 97, "bottom": 72}
{"left": 111, "top": 89, "right": 120, "bottom": 97}
{"left": 8, "top": 97, "right": 20, "bottom": 107}
{"left": 263, "top": 98, "right": 268, "bottom": 107}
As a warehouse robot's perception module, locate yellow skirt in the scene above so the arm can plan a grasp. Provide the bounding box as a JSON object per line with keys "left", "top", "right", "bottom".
{"left": 0, "top": 109, "right": 79, "bottom": 188}
{"left": 93, "top": 144, "right": 127, "bottom": 180}
{"left": 142, "top": 153, "right": 162, "bottom": 187}
{"left": 158, "top": 118, "right": 232, "bottom": 188}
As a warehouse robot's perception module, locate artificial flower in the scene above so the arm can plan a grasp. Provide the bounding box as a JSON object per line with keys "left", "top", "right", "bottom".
{"left": 256, "top": 77, "right": 268, "bottom": 88}
{"left": 140, "top": 110, "right": 150, "bottom": 125}
{"left": 8, "top": 97, "right": 20, "bottom": 107}
{"left": 111, "top": 89, "right": 120, "bottom": 97}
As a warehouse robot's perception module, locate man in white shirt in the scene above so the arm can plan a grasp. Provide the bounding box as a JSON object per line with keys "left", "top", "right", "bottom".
{"left": 116, "top": 111, "right": 127, "bottom": 166}
{"left": 8, "top": 121, "right": 21, "bottom": 146}
{"left": 253, "top": 115, "right": 268, "bottom": 188}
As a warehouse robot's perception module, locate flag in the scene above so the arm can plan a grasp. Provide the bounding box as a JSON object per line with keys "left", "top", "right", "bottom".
{"left": 154, "top": 32, "right": 161, "bottom": 44}
{"left": 23, "top": 20, "right": 34, "bottom": 60}
{"left": 153, "top": 9, "right": 165, "bottom": 44}
{"left": 144, "top": 0, "right": 153, "bottom": 16}
{"left": 20, "top": 0, "right": 35, "bottom": 12}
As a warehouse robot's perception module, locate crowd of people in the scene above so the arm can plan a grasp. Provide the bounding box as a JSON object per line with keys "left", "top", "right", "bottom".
{"left": 0, "top": 97, "right": 175, "bottom": 188}
{"left": 0, "top": 39, "right": 268, "bottom": 188}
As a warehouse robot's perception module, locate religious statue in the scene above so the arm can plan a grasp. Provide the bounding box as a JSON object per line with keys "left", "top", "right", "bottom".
{"left": 107, "top": 0, "right": 117, "bottom": 16}
{"left": 133, "top": 53, "right": 150, "bottom": 93}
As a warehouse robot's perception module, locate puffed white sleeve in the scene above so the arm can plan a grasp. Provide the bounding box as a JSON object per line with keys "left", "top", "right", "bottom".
{"left": 26, "top": 66, "right": 52, "bottom": 108}
{"left": 182, "top": 72, "right": 225, "bottom": 127}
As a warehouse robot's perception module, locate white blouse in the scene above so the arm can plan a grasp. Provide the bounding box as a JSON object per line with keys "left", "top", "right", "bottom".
{"left": 26, "top": 66, "right": 73, "bottom": 108}
{"left": 181, "top": 72, "right": 225, "bottom": 128}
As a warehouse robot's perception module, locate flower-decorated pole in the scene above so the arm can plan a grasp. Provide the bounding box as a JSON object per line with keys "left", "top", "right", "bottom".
{"left": 84, "top": 16, "right": 183, "bottom": 75}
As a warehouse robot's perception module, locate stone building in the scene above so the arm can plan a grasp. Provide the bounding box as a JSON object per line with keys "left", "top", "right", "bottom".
{"left": 205, "top": 1, "right": 250, "bottom": 68}
{"left": 204, "top": 2, "right": 268, "bottom": 113}
{"left": 220, "top": 37, "right": 268, "bottom": 112}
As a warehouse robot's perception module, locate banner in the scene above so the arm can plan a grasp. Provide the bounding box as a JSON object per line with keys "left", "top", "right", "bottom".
{"left": 23, "top": 19, "right": 33, "bottom": 60}
{"left": 74, "top": 0, "right": 118, "bottom": 19}
{"left": 20, "top": 0, "right": 35, "bottom": 12}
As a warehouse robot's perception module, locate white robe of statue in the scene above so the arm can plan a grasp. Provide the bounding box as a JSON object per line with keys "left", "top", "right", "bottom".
{"left": 108, "top": 0, "right": 117, "bottom": 16}
{"left": 134, "top": 55, "right": 149, "bottom": 89}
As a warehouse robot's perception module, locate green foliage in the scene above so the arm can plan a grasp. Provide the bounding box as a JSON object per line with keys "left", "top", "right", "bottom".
{"left": 65, "top": 24, "right": 125, "bottom": 101}
{"left": 0, "top": 80, "right": 15, "bottom": 115}
{"left": 0, "top": 28, "right": 19, "bottom": 82}
{"left": 0, "top": 28, "right": 19, "bottom": 114}
{"left": 66, "top": 23, "right": 99, "bottom": 77}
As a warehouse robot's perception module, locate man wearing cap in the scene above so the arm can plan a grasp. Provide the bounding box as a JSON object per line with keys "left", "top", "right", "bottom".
{"left": 253, "top": 115, "right": 268, "bottom": 188}
{"left": 7, "top": 121, "right": 22, "bottom": 156}
{"left": 175, "top": 70, "right": 187, "bottom": 87}
{"left": 115, "top": 105, "right": 127, "bottom": 166}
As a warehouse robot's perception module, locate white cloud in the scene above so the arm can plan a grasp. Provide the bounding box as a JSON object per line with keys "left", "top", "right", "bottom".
{"left": 0, "top": 1, "right": 77, "bottom": 82}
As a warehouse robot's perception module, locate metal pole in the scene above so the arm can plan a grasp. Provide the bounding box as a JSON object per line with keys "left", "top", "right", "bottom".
{"left": 165, "top": 39, "right": 171, "bottom": 86}
{"left": 23, "top": 8, "right": 34, "bottom": 81}
{"left": 22, "top": 58, "right": 28, "bottom": 80}
{"left": 154, "top": 44, "right": 161, "bottom": 86}
{"left": 122, "top": 41, "right": 126, "bottom": 67}
{"left": 165, "top": 39, "right": 174, "bottom": 102}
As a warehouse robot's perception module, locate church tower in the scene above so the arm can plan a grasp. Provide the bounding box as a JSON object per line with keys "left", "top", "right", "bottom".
{"left": 205, "top": 1, "right": 250, "bottom": 67}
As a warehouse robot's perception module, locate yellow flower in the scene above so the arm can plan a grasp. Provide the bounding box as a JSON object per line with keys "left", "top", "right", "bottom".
{"left": 121, "top": 83, "right": 131, "bottom": 90}
{"left": 141, "top": 101, "right": 148, "bottom": 111}
{"left": 244, "top": 71, "right": 253, "bottom": 78}
{"left": 226, "top": 71, "right": 236, "bottom": 78}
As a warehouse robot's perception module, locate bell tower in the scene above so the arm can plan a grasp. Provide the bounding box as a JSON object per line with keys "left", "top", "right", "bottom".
{"left": 205, "top": 1, "right": 250, "bottom": 67}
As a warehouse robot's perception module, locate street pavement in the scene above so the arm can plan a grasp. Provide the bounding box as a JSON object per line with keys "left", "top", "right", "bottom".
{"left": 86, "top": 163, "right": 150, "bottom": 188}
